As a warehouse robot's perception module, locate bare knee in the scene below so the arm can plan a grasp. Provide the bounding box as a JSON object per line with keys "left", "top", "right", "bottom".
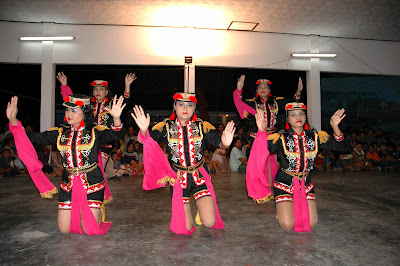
{"left": 279, "top": 219, "right": 294, "bottom": 231}
{"left": 310, "top": 216, "right": 318, "bottom": 229}
{"left": 201, "top": 217, "right": 216, "bottom": 229}
{"left": 58, "top": 224, "right": 70, "bottom": 234}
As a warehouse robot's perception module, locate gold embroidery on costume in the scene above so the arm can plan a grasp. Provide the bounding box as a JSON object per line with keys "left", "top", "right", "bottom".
{"left": 318, "top": 131, "right": 330, "bottom": 144}
{"left": 152, "top": 121, "right": 166, "bottom": 132}
{"left": 281, "top": 133, "right": 319, "bottom": 158}
{"left": 202, "top": 121, "right": 215, "bottom": 133}
{"left": 268, "top": 133, "right": 280, "bottom": 144}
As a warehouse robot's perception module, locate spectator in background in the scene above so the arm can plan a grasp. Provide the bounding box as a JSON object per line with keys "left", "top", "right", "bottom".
{"left": 0, "top": 148, "right": 20, "bottom": 177}
{"left": 217, "top": 123, "right": 224, "bottom": 136}
{"left": 229, "top": 138, "right": 247, "bottom": 172}
{"left": 366, "top": 145, "right": 381, "bottom": 168}
{"left": 347, "top": 130, "right": 358, "bottom": 151}
{"left": 352, "top": 142, "right": 378, "bottom": 170}
{"left": 211, "top": 148, "right": 230, "bottom": 174}
{"left": 366, "top": 129, "right": 376, "bottom": 145}
{"left": 121, "top": 141, "right": 138, "bottom": 164}
{"left": 378, "top": 143, "right": 397, "bottom": 170}
{"left": 124, "top": 126, "right": 137, "bottom": 148}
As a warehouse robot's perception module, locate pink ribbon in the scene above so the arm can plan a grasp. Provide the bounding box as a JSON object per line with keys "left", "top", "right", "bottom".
{"left": 292, "top": 178, "right": 311, "bottom": 232}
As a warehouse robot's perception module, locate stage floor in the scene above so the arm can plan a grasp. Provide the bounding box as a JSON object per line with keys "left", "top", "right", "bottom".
{"left": 1, "top": 170, "right": 399, "bottom": 265}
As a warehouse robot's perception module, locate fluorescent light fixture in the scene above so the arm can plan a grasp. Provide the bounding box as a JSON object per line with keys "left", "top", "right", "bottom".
{"left": 20, "top": 36, "right": 74, "bottom": 41}
{"left": 291, "top": 53, "right": 337, "bottom": 58}
{"left": 228, "top": 21, "right": 258, "bottom": 31}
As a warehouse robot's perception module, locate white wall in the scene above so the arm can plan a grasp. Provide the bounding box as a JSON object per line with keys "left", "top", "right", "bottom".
{"left": 1, "top": 21, "right": 399, "bottom": 129}
{"left": 2, "top": 21, "right": 399, "bottom": 75}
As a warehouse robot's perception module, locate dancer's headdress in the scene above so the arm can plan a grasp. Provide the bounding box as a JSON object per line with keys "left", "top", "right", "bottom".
{"left": 63, "top": 94, "right": 91, "bottom": 108}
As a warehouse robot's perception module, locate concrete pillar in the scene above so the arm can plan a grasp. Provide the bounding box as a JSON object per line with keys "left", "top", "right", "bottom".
{"left": 306, "top": 35, "right": 322, "bottom": 130}
{"left": 40, "top": 22, "right": 56, "bottom": 131}
{"left": 184, "top": 58, "right": 195, "bottom": 93}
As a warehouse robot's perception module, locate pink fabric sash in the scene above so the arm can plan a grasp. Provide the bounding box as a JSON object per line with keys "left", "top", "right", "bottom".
{"left": 139, "top": 131, "right": 224, "bottom": 234}
{"left": 9, "top": 121, "right": 57, "bottom": 198}
{"left": 61, "top": 85, "right": 112, "bottom": 204}
{"left": 233, "top": 89, "right": 256, "bottom": 119}
{"left": 292, "top": 178, "right": 311, "bottom": 232}
{"left": 70, "top": 173, "right": 111, "bottom": 235}
{"left": 246, "top": 130, "right": 278, "bottom": 203}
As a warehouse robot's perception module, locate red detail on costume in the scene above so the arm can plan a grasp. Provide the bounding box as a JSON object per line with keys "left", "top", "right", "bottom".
{"left": 111, "top": 123, "right": 123, "bottom": 131}
{"left": 192, "top": 113, "right": 197, "bottom": 122}
{"left": 275, "top": 195, "right": 293, "bottom": 203}
{"left": 58, "top": 202, "right": 72, "bottom": 209}
{"left": 334, "top": 133, "right": 344, "bottom": 141}
{"left": 63, "top": 116, "right": 67, "bottom": 121}
{"left": 256, "top": 92, "right": 259, "bottom": 97}
{"left": 124, "top": 92, "right": 130, "bottom": 98}
{"left": 267, "top": 80, "right": 272, "bottom": 85}
{"left": 79, "top": 119, "right": 85, "bottom": 128}
{"left": 268, "top": 92, "right": 272, "bottom": 97}
{"left": 169, "top": 112, "right": 175, "bottom": 120}
{"left": 285, "top": 122, "right": 290, "bottom": 130}
{"left": 304, "top": 123, "right": 309, "bottom": 130}
{"left": 194, "top": 190, "right": 211, "bottom": 200}
{"left": 91, "top": 97, "right": 96, "bottom": 102}
{"left": 90, "top": 81, "right": 97, "bottom": 86}
{"left": 101, "top": 81, "right": 108, "bottom": 87}
{"left": 63, "top": 96, "right": 70, "bottom": 102}
{"left": 302, "top": 104, "right": 307, "bottom": 109}
{"left": 188, "top": 96, "right": 197, "bottom": 103}
{"left": 173, "top": 94, "right": 184, "bottom": 100}
{"left": 285, "top": 104, "right": 293, "bottom": 110}
{"left": 104, "top": 96, "right": 108, "bottom": 102}
{"left": 75, "top": 100, "right": 84, "bottom": 107}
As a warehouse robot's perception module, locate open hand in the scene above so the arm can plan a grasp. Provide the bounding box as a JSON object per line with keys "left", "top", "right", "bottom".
{"left": 105, "top": 95, "right": 126, "bottom": 118}
{"left": 330, "top": 108, "right": 346, "bottom": 128}
{"left": 256, "top": 109, "right": 266, "bottom": 132}
{"left": 221, "top": 121, "right": 236, "bottom": 148}
{"left": 56, "top": 72, "right": 67, "bottom": 86}
{"left": 237, "top": 75, "right": 245, "bottom": 91}
{"left": 6, "top": 96, "right": 19, "bottom": 126}
{"left": 125, "top": 73, "right": 137, "bottom": 85}
{"left": 131, "top": 105, "right": 150, "bottom": 136}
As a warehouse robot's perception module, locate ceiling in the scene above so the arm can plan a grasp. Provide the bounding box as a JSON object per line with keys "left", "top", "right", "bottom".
{"left": 1, "top": 0, "right": 399, "bottom": 42}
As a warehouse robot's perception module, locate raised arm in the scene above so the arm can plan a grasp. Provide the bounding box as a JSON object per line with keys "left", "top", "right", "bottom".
{"left": 124, "top": 73, "right": 137, "bottom": 97}
{"left": 56, "top": 72, "right": 73, "bottom": 98}
{"left": 233, "top": 75, "right": 256, "bottom": 119}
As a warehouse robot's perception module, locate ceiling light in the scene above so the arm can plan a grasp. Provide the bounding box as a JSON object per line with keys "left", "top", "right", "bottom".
{"left": 20, "top": 36, "right": 75, "bottom": 41}
{"left": 228, "top": 21, "right": 258, "bottom": 31}
{"left": 291, "top": 53, "right": 337, "bottom": 58}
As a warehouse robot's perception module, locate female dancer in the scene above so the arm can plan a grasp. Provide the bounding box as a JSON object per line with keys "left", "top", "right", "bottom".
{"left": 7, "top": 95, "right": 125, "bottom": 235}
{"left": 57, "top": 72, "right": 136, "bottom": 203}
{"left": 131, "top": 92, "right": 235, "bottom": 235}
{"left": 57, "top": 72, "right": 136, "bottom": 165}
{"left": 233, "top": 75, "right": 303, "bottom": 203}
{"left": 252, "top": 102, "right": 346, "bottom": 231}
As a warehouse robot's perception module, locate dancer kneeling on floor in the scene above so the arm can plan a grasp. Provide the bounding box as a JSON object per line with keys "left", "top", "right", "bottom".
{"left": 250, "top": 102, "right": 346, "bottom": 232}
{"left": 131, "top": 92, "right": 235, "bottom": 235}
{"left": 6, "top": 95, "right": 125, "bottom": 235}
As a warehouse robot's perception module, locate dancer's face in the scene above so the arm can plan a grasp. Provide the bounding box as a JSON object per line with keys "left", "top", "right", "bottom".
{"left": 257, "top": 83, "right": 271, "bottom": 98}
{"left": 288, "top": 110, "right": 306, "bottom": 129}
{"left": 65, "top": 107, "right": 84, "bottom": 129}
{"left": 93, "top": 86, "right": 108, "bottom": 102}
{"left": 174, "top": 101, "right": 195, "bottom": 123}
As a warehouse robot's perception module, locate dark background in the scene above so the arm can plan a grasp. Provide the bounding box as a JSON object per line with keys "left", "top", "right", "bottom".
{"left": 0, "top": 63, "right": 306, "bottom": 131}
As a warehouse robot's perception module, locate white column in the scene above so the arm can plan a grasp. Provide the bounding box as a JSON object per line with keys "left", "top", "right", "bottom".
{"left": 40, "top": 22, "right": 56, "bottom": 132}
{"left": 306, "top": 35, "right": 321, "bottom": 130}
{"left": 184, "top": 58, "right": 195, "bottom": 93}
